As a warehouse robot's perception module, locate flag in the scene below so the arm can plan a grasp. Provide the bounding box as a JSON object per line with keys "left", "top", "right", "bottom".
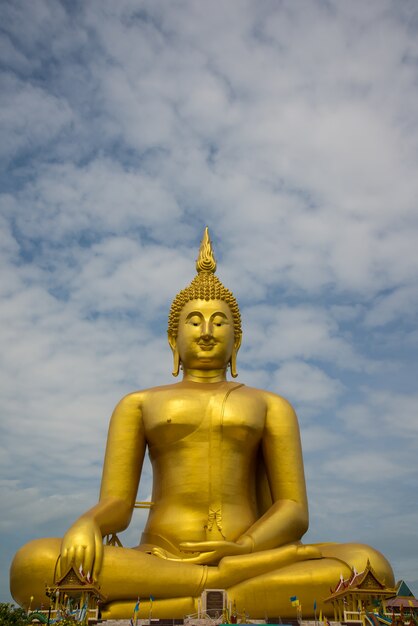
{"left": 150, "top": 596, "right": 155, "bottom": 602}
{"left": 133, "top": 599, "right": 140, "bottom": 616}
{"left": 314, "top": 600, "right": 317, "bottom": 611}
{"left": 290, "top": 596, "right": 300, "bottom": 607}
{"left": 78, "top": 602, "right": 87, "bottom": 623}
{"left": 408, "top": 600, "right": 414, "bottom": 608}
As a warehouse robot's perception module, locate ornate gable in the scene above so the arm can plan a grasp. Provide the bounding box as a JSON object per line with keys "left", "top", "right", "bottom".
{"left": 357, "top": 568, "right": 386, "bottom": 591}
{"left": 56, "top": 565, "right": 85, "bottom": 587}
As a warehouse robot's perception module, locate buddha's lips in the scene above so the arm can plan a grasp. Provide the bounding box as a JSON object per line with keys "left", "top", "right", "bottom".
{"left": 197, "top": 342, "right": 216, "bottom": 350}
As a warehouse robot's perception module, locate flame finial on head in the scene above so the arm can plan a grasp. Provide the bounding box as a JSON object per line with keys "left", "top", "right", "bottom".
{"left": 196, "top": 227, "right": 217, "bottom": 274}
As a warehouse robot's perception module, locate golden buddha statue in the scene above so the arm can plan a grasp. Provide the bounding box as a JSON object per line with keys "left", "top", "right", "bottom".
{"left": 10, "top": 228, "right": 394, "bottom": 619}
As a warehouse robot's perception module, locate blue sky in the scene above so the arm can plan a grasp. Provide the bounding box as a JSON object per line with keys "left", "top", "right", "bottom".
{"left": 1, "top": 0, "right": 418, "bottom": 604}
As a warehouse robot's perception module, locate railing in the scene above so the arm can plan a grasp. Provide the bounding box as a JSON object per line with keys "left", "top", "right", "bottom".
{"left": 28, "top": 608, "right": 99, "bottom": 624}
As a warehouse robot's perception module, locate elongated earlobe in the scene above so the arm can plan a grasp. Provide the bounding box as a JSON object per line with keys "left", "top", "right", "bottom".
{"left": 172, "top": 348, "right": 180, "bottom": 377}
{"left": 230, "top": 347, "right": 238, "bottom": 378}
{"left": 168, "top": 333, "right": 180, "bottom": 377}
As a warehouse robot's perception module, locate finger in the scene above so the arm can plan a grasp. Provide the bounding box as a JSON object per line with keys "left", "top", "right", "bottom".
{"left": 59, "top": 550, "right": 67, "bottom": 577}
{"left": 151, "top": 547, "right": 208, "bottom": 563}
{"left": 185, "top": 551, "right": 218, "bottom": 565}
{"left": 92, "top": 532, "right": 103, "bottom": 581}
{"left": 180, "top": 541, "right": 222, "bottom": 552}
{"left": 152, "top": 547, "right": 192, "bottom": 561}
{"left": 61, "top": 548, "right": 67, "bottom": 568}
{"left": 75, "top": 545, "right": 86, "bottom": 572}
{"left": 84, "top": 543, "right": 94, "bottom": 578}
{"left": 152, "top": 548, "right": 183, "bottom": 562}
{"left": 152, "top": 547, "right": 168, "bottom": 559}
{"left": 169, "top": 550, "right": 219, "bottom": 565}
{"left": 66, "top": 546, "right": 75, "bottom": 566}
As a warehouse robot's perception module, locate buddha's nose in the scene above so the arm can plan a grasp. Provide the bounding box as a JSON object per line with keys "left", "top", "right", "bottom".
{"left": 200, "top": 321, "right": 213, "bottom": 339}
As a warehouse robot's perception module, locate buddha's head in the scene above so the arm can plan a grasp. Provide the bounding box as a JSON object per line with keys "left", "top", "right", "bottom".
{"left": 168, "top": 228, "right": 242, "bottom": 377}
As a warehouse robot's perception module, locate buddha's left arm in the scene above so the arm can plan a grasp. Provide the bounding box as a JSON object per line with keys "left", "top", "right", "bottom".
{"left": 239, "top": 392, "right": 309, "bottom": 551}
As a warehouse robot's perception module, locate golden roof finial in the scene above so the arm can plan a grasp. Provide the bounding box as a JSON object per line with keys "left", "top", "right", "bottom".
{"left": 196, "top": 226, "right": 217, "bottom": 274}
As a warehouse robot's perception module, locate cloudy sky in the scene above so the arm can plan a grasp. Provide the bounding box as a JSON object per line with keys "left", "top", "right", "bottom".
{"left": 1, "top": 0, "right": 418, "bottom": 605}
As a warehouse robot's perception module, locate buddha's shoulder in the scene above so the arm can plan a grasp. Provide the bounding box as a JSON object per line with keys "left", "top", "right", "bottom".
{"left": 243, "top": 386, "right": 296, "bottom": 414}
{"left": 114, "top": 383, "right": 295, "bottom": 415}
{"left": 114, "top": 383, "right": 190, "bottom": 406}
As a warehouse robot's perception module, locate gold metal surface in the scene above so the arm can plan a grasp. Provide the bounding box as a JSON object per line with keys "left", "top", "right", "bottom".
{"left": 10, "top": 229, "right": 394, "bottom": 619}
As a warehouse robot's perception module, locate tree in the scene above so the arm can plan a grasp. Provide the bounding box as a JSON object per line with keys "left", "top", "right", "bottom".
{"left": 0, "top": 603, "right": 28, "bottom": 626}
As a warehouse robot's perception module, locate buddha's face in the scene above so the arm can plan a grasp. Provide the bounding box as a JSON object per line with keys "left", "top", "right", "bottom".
{"left": 171, "top": 299, "right": 238, "bottom": 371}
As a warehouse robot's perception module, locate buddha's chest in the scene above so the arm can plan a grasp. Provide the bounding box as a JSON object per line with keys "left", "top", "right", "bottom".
{"left": 142, "top": 386, "right": 265, "bottom": 449}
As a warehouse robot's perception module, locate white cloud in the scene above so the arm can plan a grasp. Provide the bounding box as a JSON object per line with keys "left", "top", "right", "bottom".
{"left": 0, "top": 481, "right": 94, "bottom": 532}
{"left": 301, "top": 425, "right": 343, "bottom": 454}
{"left": 322, "top": 450, "right": 410, "bottom": 484}
{"left": 364, "top": 284, "right": 418, "bottom": 328}
{"left": 272, "top": 360, "right": 344, "bottom": 412}
{"left": 0, "top": 73, "right": 74, "bottom": 164}
{"left": 338, "top": 389, "right": 418, "bottom": 443}
{"left": 242, "top": 304, "right": 366, "bottom": 370}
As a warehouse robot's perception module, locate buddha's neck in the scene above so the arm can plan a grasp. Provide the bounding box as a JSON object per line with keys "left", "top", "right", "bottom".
{"left": 182, "top": 368, "right": 228, "bottom": 383}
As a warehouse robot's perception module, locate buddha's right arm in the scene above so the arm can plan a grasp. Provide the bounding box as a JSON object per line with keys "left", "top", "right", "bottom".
{"left": 59, "top": 392, "right": 146, "bottom": 579}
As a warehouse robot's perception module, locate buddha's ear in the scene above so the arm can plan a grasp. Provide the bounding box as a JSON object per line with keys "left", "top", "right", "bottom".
{"left": 168, "top": 333, "right": 176, "bottom": 352}
{"left": 234, "top": 334, "right": 242, "bottom": 352}
{"left": 230, "top": 334, "right": 242, "bottom": 379}
{"left": 168, "top": 333, "right": 180, "bottom": 377}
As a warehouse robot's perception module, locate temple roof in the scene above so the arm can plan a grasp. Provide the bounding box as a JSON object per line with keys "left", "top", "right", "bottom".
{"left": 395, "top": 581, "right": 415, "bottom": 598}
{"left": 56, "top": 565, "right": 87, "bottom": 587}
{"left": 385, "top": 581, "right": 418, "bottom": 608}
{"left": 386, "top": 597, "right": 418, "bottom": 608}
{"left": 54, "top": 565, "right": 106, "bottom": 601}
{"left": 324, "top": 561, "right": 396, "bottom": 602}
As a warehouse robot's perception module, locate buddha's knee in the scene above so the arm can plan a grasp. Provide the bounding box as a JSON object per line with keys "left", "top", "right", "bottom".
{"left": 10, "top": 538, "right": 61, "bottom": 608}
{"left": 321, "top": 542, "right": 394, "bottom": 586}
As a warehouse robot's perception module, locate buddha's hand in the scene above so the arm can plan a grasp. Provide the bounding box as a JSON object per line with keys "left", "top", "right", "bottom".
{"left": 152, "top": 541, "right": 322, "bottom": 566}
{"left": 59, "top": 517, "right": 103, "bottom": 581}
{"left": 153, "top": 537, "right": 254, "bottom": 565}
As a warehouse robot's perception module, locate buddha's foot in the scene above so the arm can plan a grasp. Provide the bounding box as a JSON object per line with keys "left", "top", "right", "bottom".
{"left": 208, "top": 543, "right": 322, "bottom": 588}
